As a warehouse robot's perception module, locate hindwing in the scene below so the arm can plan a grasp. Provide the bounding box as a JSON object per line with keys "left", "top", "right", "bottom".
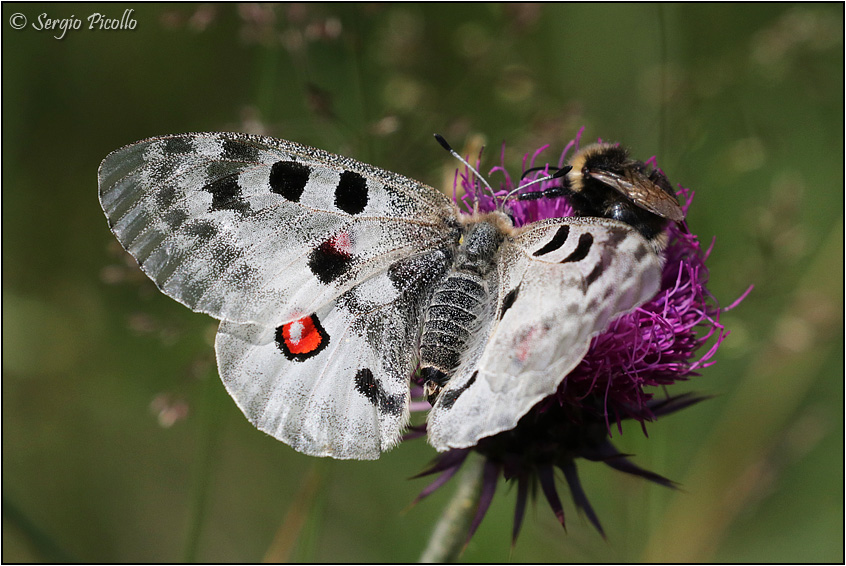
{"left": 427, "top": 217, "right": 663, "bottom": 451}
{"left": 217, "top": 248, "right": 452, "bottom": 459}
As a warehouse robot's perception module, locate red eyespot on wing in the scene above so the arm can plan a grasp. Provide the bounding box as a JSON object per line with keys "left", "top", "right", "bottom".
{"left": 275, "top": 314, "right": 330, "bottom": 361}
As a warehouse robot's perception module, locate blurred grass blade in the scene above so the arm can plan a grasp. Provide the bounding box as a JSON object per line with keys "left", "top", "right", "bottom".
{"left": 262, "top": 465, "right": 324, "bottom": 563}
{"left": 644, "top": 221, "right": 843, "bottom": 561}
{"left": 2, "top": 495, "right": 77, "bottom": 562}
{"left": 183, "top": 371, "right": 224, "bottom": 562}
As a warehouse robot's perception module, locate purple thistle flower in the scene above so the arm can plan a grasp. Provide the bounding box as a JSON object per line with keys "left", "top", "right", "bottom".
{"left": 413, "top": 131, "right": 749, "bottom": 548}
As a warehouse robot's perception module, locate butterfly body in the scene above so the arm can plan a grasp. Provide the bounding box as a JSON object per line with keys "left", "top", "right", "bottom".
{"left": 99, "top": 133, "right": 679, "bottom": 460}
{"left": 418, "top": 213, "right": 510, "bottom": 403}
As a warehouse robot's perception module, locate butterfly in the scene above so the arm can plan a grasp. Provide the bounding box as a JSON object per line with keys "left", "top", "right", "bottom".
{"left": 98, "top": 133, "right": 684, "bottom": 460}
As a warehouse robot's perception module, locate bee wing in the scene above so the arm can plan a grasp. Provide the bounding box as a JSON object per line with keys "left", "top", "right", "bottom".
{"left": 588, "top": 169, "right": 685, "bottom": 222}
{"left": 427, "top": 217, "right": 663, "bottom": 451}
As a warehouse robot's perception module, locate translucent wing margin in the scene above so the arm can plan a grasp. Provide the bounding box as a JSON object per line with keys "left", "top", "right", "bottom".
{"left": 427, "top": 217, "right": 664, "bottom": 451}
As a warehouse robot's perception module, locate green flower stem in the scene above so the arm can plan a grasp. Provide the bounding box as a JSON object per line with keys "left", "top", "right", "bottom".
{"left": 419, "top": 453, "right": 484, "bottom": 563}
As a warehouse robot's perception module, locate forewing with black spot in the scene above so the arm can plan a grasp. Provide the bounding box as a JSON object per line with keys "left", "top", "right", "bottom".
{"left": 98, "top": 132, "right": 459, "bottom": 326}
{"left": 427, "top": 217, "right": 663, "bottom": 451}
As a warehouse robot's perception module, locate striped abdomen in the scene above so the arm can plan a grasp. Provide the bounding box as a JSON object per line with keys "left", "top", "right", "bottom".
{"left": 418, "top": 219, "right": 503, "bottom": 403}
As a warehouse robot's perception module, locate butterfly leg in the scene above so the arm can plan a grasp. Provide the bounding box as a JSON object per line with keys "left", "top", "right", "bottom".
{"left": 420, "top": 366, "right": 450, "bottom": 405}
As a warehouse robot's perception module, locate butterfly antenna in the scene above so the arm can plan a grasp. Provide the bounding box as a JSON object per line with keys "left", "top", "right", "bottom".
{"left": 434, "top": 134, "right": 497, "bottom": 212}
{"left": 503, "top": 166, "right": 571, "bottom": 202}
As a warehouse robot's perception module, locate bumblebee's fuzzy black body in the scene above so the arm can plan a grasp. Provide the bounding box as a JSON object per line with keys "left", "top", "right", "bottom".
{"left": 519, "top": 143, "right": 685, "bottom": 245}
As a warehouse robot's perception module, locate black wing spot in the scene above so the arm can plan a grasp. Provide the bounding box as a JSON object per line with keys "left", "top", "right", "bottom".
{"left": 163, "top": 208, "right": 188, "bottom": 230}
{"left": 221, "top": 138, "right": 261, "bottom": 162}
{"left": 186, "top": 219, "right": 218, "bottom": 242}
{"left": 155, "top": 186, "right": 178, "bottom": 209}
{"left": 354, "top": 368, "right": 403, "bottom": 416}
{"left": 439, "top": 371, "right": 477, "bottom": 410}
{"left": 308, "top": 236, "right": 352, "bottom": 284}
{"left": 499, "top": 287, "right": 520, "bottom": 320}
{"left": 561, "top": 233, "right": 593, "bottom": 263}
{"left": 164, "top": 137, "right": 194, "bottom": 154}
{"left": 202, "top": 174, "right": 251, "bottom": 214}
{"left": 335, "top": 171, "right": 368, "bottom": 214}
{"left": 533, "top": 226, "right": 570, "bottom": 256}
{"left": 585, "top": 261, "right": 605, "bottom": 286}
{"left": 607, "top": 228, "right": 629, "bottom": 246}
{"left": 270, "top": 160, "right": 310, "bottom": 203}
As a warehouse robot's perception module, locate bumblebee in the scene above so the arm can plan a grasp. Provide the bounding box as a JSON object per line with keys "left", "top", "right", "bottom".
{"left": 518, "top": 143, "right": 685, "bottom": 245}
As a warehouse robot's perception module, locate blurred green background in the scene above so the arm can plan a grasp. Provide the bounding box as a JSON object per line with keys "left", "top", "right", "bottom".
{"left": 3, "top": 3, "right": 843, "bottom": 562}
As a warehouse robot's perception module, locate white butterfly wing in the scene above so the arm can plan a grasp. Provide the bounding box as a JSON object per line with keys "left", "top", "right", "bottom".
{"left": 427, "top": 218, "right": 663, "bottom": 451}
{"left": 98, "top": 133, "right": 457, "bottom": 326}
{"left": 99, "top": 133, "right": 460, "bottom": 459}
{"left": 217, "top": 249, "right": 452, "bottom": 459}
